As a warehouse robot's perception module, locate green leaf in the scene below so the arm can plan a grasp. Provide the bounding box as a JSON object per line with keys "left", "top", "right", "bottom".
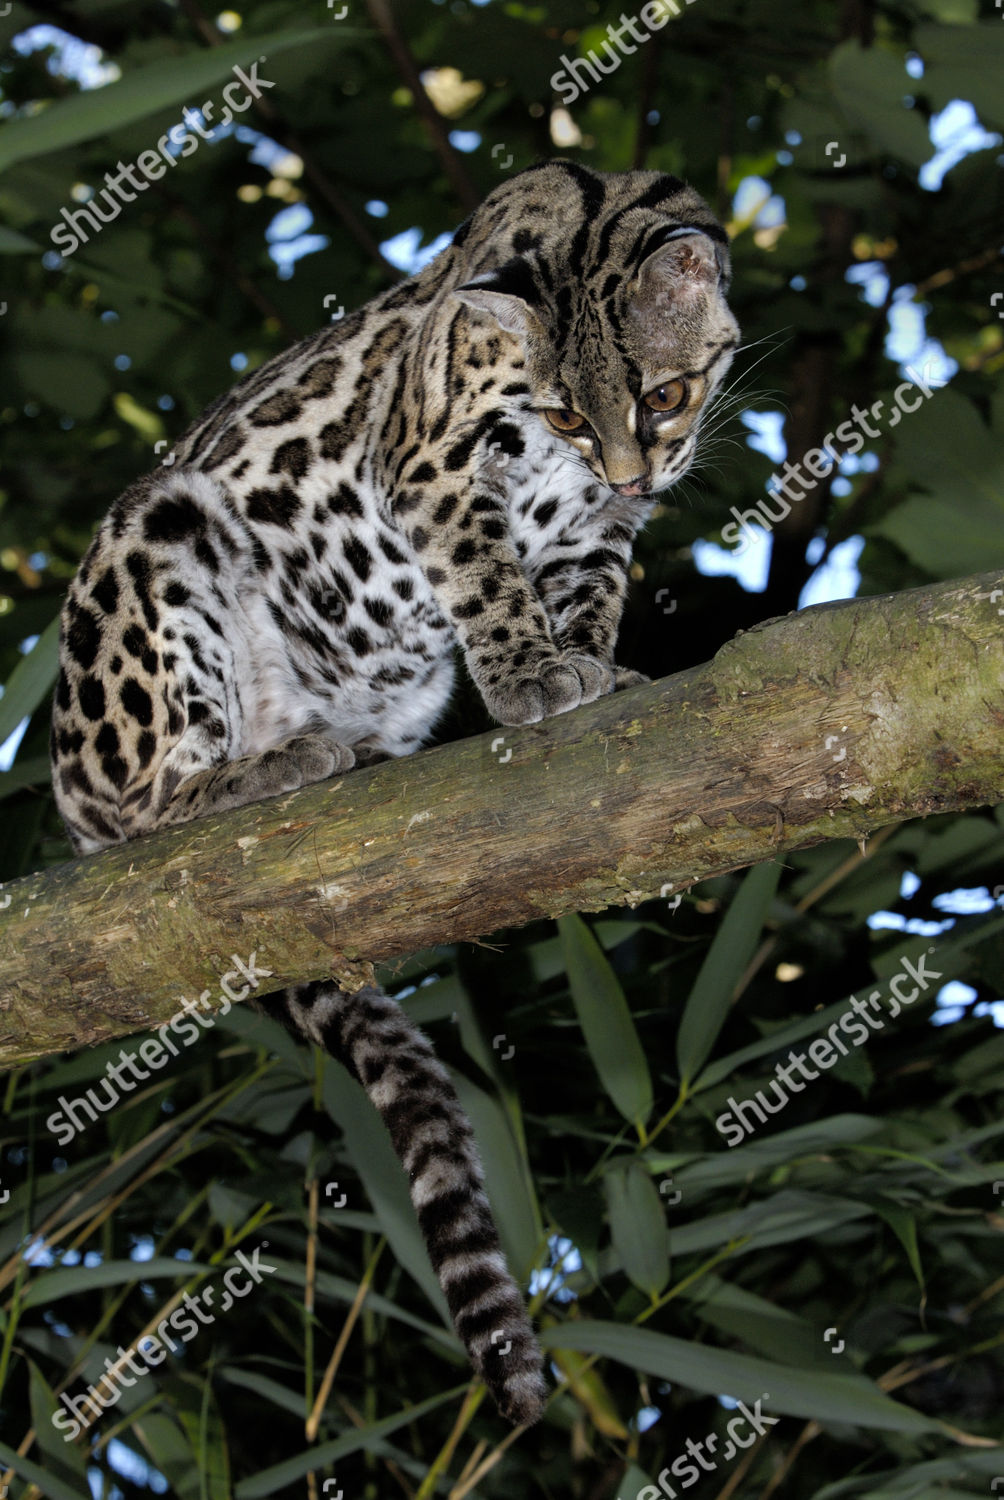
{"left": 665, "top": 1116, "right": 883, "bottom": 1192}
{"left": 877, "top": 495, "right": 1004, "bottom": 578}
{"left": 676, "top": 861, "right": 782, "bottom": 1085}
{"left": 130, "top": 1412, "right": 203, "bottom": 1499}
{"left": 693, "top": 919, "right": 1003, "bottom": 1097}
{"left": 0, "top": 29, "right": 366, "bottom": 174}
{"left": 452, "top": 1071, "right": 543, "bottom": 1279}
{"left": 916, "top": 0, "right": 978, "bottom": 21}
{"left": 681, "top": 1275, "right": 823, "bottom": 1368}
{"left": 281, "top": 1262, "right": 458, "bottom": 1346}
{"left": 874, "top": 389, "right": 1004, "bottom": 575}
{"left": 217, "top": 1369, "right": 305, "bottom": 1417}
{"left": 603, "top": 1158, "right": 669, "bottom": 1297}
{"left": 543, "top": 1321, "right": 939, "bottom": 1434}
{"left": 176, "top": 1379, "right": 231, "bottom": 1500}
{"left": 29, "top": 1359, "right": 91, "bottom": 1488}
{"left": 21, "top": 1257, "right": 212, "bottom": 1309}
{"left": 0, "top": 612, "right": 61, "bottom": 747}
{"left": 873, "top": 1203, "right": 925, "bottom": 1293}
{"left": 0, "top": 225, "right": 39, "bottom": 252}
{"left": 0, "top": 754, "right": 52, "bottom": 801}
{"left": 0, "top": 1440, "right": 92, "bottom": 1499}
{"left": 813, "top": 1450, "right": 1004, "bottom": 1500}
{"left": 233, "top": 1386, "right": 467, "bottom": 1499}
{"left": 915, "top": 20, "right": 1004, "bottom": 126}
{"left": 618, "top": 1465, "right": 660, "bottom": 1500}
{"left": 829, "top": 42, "right": 933, "bottom": 167}
{"left": 13, "top": 350, "right": 111, "bottom": 419}
{"left": 113, "top": 390, "right": 164, "bottom": 444}
{"left": 666, "top": 1188, "right": 872, "bottom": 1259}
{"left": 547, "top": 1183, "right": 606, "bottom": 1287}
{"left": 558, "top": 913, "right": 652, "bottom": 1126}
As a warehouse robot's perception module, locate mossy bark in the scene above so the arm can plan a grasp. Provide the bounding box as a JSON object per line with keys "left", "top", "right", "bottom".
{"left": 1, "top": 571, "right": 1002, "bottom": 1066}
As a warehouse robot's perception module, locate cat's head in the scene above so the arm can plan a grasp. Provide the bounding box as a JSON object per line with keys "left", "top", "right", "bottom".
{"left": 453, "top": 164, "right": 739, "bottom": 498}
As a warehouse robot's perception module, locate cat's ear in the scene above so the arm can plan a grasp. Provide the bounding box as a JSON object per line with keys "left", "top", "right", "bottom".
{"left": 454, "top": 259, "right": 543, "bottom": 338}
{"left": 635, "top": 227, "right": 730, "bottom": 305}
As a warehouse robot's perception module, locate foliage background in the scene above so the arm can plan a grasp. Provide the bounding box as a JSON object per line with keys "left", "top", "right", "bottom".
{"left": 1, "top": 0, "right": 1003, "bottom": 1495}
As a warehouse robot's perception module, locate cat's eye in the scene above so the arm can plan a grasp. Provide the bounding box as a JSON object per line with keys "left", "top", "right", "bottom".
{"left": 643, "top": 380, "right": 688, "bottom": 413}
{"left": 545, "top": 408, "right": 587, "bottom": 433}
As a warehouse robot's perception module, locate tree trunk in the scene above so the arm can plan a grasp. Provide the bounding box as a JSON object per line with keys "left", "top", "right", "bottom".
{"left": 2, "top": 571, "right": 1002, "bottom": 1066}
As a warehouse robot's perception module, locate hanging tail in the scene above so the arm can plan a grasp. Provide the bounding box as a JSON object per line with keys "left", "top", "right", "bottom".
{"left": 254, "top": 979, "right": 548, "bottom": 1425}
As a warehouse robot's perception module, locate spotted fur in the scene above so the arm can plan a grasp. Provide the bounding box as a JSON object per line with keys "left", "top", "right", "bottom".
{"left": 51, "top": 161, "right": 738, "bottom": 1425}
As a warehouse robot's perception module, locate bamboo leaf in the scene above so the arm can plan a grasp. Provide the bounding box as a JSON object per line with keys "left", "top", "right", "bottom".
{"left": 28, "top": 1359, "right": 91, "bottom": 1488}
{"left": 176, "top": 1378, "right": 231, "bottom": 1500}
{"left": 546, "top": 1344, "right": 629, "bottom": 1438}
{"left": 452, "top": 1071, "right": 543, "bottom": 1279}
{"left": 543, "top": 1320, "right": 940, "bottom": 1434}
{"left": 233, "top": 1386, "right": 467, "bottom": 1498}
{"left": 217, "top": 1369, "right": 305, "bottom": 1417}
{"left": 873, "top": 1203, "right": 925, "bottom": 1293}
{"left": 813, "top": 1449, "right": 1004, "bottom": 1499}
{"left": 558, "top": 913, "right": 652, "bottom": 1126}
{"left": 21, "top": 1256, "right": 213, "bottom": 1309}
{"left": 603, "top": 1159, "right": 669, "bottom": 1297}
{"left": 664, "top": 1116, "right": 883, "bottom": 1191}
{"left": 0, "top": 754, "right": 52, "bottom": 801}
{"left": 666, "top": 1188, "right": 872, "bottom": 1259}
{"left": 692, "top": 916, "right": 1004, "bottom": 1096}
{"left": 0, "top": 29, "right": 367, "bottom": 173}
{"left": 0, "top": 1441, "right": 91, "bottom": 1499}
{"left": 0, "top": 613, "right": 60, "bottom": 747}
{"left": 0, "top": 225, "right": 39, "bottom": 252}
{"left": 676, "top": 861, "right": 782, "bottom": 1086}
{"left": 680, "top": 1274, "right": 824, "bottom": 1367}
{"left": 301, "top": 1266, "right": 456, "bottom": 1347}
{"left": 131, "top": 1412, "right": 203, "bottom": 1496}
{"left": 619, "top": 1464, "right": 661, "bottom": 1500}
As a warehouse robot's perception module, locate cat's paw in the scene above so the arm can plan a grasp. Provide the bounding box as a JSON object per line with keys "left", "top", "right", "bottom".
{"left": 265, "top": 734, "right": 355, "bottom": 784}
{"left": 486, "top": 653, "right": 614, "bottom": 726}
{"left": 233, "top": 734, "right": 356, "bottom": 802}
{"left": 171, "top": 734, "right": 356, "bottom": 823}
{"left": 612, "top": 667, "right": 651, "bottom": 691}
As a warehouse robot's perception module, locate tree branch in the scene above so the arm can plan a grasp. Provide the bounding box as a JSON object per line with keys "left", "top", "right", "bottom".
{"left": 175, "top": 0, "right": 402, "bottom": 280}
{"left": 364, "top": 0, "right": 482, "bottom": 213}
{"left": 1, "top": 571, "right": 1002, "bottom": 1066}
{"left": 630, "top": 33, "right": 663, "bottom": 171}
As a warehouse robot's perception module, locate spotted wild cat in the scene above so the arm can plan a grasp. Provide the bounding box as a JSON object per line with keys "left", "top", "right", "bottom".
{"left": 51, "top": 160, "right": 739, "bottom": 1425}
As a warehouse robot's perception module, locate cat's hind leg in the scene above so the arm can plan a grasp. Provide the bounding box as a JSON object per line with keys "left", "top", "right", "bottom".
{"left": 52, "top": 469, "right": 354, "bottom": 851}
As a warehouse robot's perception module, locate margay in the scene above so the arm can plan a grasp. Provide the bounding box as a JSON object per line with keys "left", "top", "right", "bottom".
{"left": 51, "top": 160, "right": 739, "bottom": 1423}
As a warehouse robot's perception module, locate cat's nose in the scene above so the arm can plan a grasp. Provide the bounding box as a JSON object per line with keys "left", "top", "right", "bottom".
{"left": 611, "top": 475, "right": 648, "bottom": 497}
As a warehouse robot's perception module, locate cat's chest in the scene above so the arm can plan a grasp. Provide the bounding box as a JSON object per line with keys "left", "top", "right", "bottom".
{"left": 503, "top": 422, "right": 606, "bottom": 559}
{"left": 231, "top": 475, "right": 452, "bottom": 754}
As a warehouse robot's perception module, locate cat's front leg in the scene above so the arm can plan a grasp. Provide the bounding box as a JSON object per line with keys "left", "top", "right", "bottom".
{"left": 527, "top": 508, "right": 650, "bottom": 691}
{"left": 392, "top": 482, "right": 613, "bottom": 726}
